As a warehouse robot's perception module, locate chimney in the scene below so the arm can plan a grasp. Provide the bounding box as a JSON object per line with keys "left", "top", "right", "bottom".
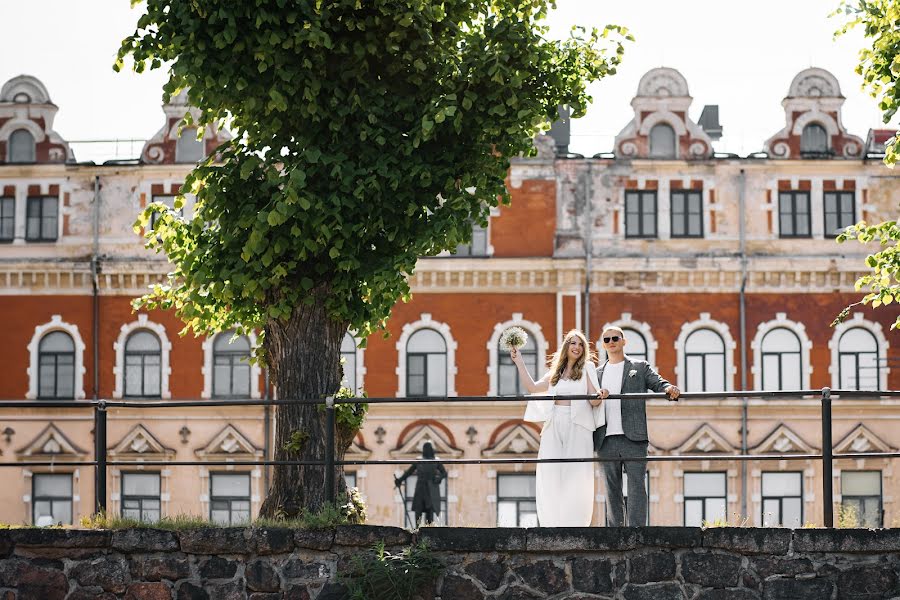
{"left": 698, "top": 105, "right": 723, "bottom": 141}
{"left": 547, "top": 105, "right": 571, "bottom": 155}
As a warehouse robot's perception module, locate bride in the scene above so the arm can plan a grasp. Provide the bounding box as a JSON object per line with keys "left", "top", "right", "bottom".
{"left": 510, "top": 329, "right": 604, "bottom": 527}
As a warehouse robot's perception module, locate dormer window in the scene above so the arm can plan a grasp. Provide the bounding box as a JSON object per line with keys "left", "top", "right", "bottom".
{"left": 649, "top": 123, "right": 676, "bottom": 158}
{"left": 9, "top": 129, "right": 36, "bottom": 163}
{"left": 175, "top": 129, "right": 205, "bottom": 163}
{"left": 800, "top": 123, "right": 829, "bottom": 156}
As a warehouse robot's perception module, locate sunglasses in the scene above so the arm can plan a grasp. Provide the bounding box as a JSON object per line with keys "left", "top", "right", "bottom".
{"left": 602, "top": 336, "right": 621, "bottom": 343}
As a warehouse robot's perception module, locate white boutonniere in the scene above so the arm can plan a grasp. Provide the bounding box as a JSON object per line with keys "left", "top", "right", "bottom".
{"left": 628, "top": 369, "right": 637, "bottom": 377}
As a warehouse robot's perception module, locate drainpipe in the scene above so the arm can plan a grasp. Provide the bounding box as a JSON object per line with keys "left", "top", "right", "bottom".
{"left": 91, "top": 174, "right": 100, "bottom": 399}
{"left": 583, "top": 161, "right": 593, "bottom": 341}
{"left": 738, "top": 168, "right": 749, "bottom": 519}
{"left": 263, "top": 367, "right": 271, "bottom": 493}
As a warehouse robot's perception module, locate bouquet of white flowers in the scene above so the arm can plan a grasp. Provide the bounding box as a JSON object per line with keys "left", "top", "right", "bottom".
{"left": 499, "top": 326, "right": 528, "bottom": 351}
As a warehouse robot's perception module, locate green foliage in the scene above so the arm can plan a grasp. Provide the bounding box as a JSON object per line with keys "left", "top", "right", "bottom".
{"left": 836, "top": 503, "right": 861, "bottom": 528}
{"left": 340, "top": 540, "right": 443, "bottom": 600}
{"left": 329, "top": 384, "right": 368, "bottom": 431}
{"left": 833, "top": 220, "right": 900, "bottom": 329}
{"left": 118, "top": 0, "right": 631, "bottom": 345}
{"left": 283, "top": 429, "right": 310, "bottom": 454}
{"left": 833, "top": 0, "right": 900, "bottom": 166}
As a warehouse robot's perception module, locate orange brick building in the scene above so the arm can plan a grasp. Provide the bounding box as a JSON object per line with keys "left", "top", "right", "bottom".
{"left": 0, "top": 67, "right": 897, "bottom": 529}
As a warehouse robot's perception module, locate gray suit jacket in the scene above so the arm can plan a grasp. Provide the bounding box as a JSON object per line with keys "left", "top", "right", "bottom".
{"left": 592, "top": 357, "right": 672, "bottom": 450}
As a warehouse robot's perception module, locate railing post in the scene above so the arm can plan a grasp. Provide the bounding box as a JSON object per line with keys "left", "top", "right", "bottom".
{"left": 821, "top": 387, "right": 833, "bottom": 528}
{"left": 95, "top": 400, "right": 108, "bottom": 514}
{"left": 325, "top": 395, "right": 335, "bottom": 504}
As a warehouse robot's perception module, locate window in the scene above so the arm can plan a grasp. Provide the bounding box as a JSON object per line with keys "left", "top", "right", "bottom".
{"left": 341, "top": 332, "right": 358, "bottom": 394}
{"left": 761, "top": 472, "right": 803, "bottom": 527}
{"left": 684, "top": 329, "right": 725, "bottom": 392}
{"left": 824, "top": 191, "right": 855, "bottom": 236}
{"left": 497, "top": 473, "right": 537, "bottom": 527}
{"left": 761, "top": 328, "right": 802, "bottom": 391}
{"left": 8, "top": 129, "right": 35, "bottom": 163}
{"left": 406, "top": 328, "right": 447, "bottom": 397}
{"left": 683, "top": 472, "right": 726, "bottom": 526}
{"left": 403, "top": 474, "right": 447, "bottom": 525}
{"left": 175, "top": 129, "right": 206, "bottom": 163}
{"left": 0, "top": 196, "right": 13, "bottom": 242}
{"left": 210, "top": 473, "right": 251, "bottom": 525}
{"left": 38, "top": 331, "right": 75, "bottom": 399}
{"left": 455, "top": 221, "right": 488, "bottom": 256}
{"left": 213, "top": 331, "right": 251, "bottom": 398}
{"left": 649, "top": 123, "right": 676, "bottom": 158}
{"left": 778, "top": 191, "right": 811, "bottom": 238}
{"left": 607, "top": 471, "right": 650, "bottom": 526}
{"left": 25, "top": 196, "right": 58, "bottom": 242}
{"left": 150, "top": 195, "right": 180, "bottom": 231}
{"left": 838, "top": 328, "right": 880, "bottom": 391}
{"left": 124, "top": 330, "right": 162, "bottom": 398}
{"left": 625, "top": 191, "right": 657, "bottom": 238}
{"left": 841, "top": 471, "right": 882, "bottom": 527}
{"left": 33, "top": 473, "right": 72, "bottom": 525}
{"left": 121, "top": 472, "right": 161, "bottom": 522}
{"left": 498, "top": 328, "right": 538, "bottom": 396}
{"left": 671, "top": 190, "right": 703, "bottom": 238}
{"left": 800, "top": 123, "right": 829, "bottom": 155}
{"left": 345, "top": 472, "right": 357, "bottom": 489}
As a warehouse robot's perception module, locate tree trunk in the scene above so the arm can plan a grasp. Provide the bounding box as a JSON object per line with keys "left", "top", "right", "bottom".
{"left": 258, "top": 283, "right": 351, "bottom": 518}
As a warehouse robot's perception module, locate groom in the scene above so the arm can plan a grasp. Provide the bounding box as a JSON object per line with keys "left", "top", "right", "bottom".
{"left": 594, "top": 326, "right": 679, "bottom": 527}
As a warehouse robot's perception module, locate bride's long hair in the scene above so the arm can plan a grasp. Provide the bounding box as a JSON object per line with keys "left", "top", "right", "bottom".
{"left": 548, "top": 329, "right": 595, "bottom": 386}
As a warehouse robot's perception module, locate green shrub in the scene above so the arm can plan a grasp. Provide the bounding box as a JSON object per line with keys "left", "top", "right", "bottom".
{"left": 340, "top": 540, "right": 444, "bottom": 600}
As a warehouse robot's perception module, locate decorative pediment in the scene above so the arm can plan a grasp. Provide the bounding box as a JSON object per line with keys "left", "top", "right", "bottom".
{"left": 674, "top": 424, "right": 737, "bottom": 454}
{"left": 0, "top": 75, "right": 73, "bottom": 163}
{"left": 750, "top": 424, "right": 817, "bottom": 455}
{"left": 390, "top": 422, "right": 463, "bottom": 459}
{"left": 483, "top": 421, "right": 541, "bottom": 457}
{"left": 109, "top": 424, "right": 175, "bottom": 459}
{"left": 141, "top": 89, "right": 231, "bottom": 164}
{"left": 16, "top": 424, "right": 86, "bottom": 460}
{"left": 834, "top": 424, "right": 895, "bottom": 454}
{"left": 195, "top": 424, "right": 261, "bottom": 458}
{"left": 345, "top": 433, "right": 371, "bottom": 460}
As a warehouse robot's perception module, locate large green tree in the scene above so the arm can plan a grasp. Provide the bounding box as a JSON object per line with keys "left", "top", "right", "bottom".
{"left": 117, "top": 0, "right": 629, "bottom": 516}
{"left": 833, "top": 1, "right": 900, "bottom": 331}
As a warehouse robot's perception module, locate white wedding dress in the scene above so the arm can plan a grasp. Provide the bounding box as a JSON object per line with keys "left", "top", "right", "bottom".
{"left": 524, "top": 364, "right": 602, "bottom": 527}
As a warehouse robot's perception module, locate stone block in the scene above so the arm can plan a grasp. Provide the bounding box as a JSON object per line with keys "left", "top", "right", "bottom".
{"left": 419, "top": 527, "right": 525, "bottom": 552}
{"left": 198, "top": 555, "right": 238, "bottom": 579}
{"left": 440, "top": 574, "right": 485, "bottom": 600}
{"left": 763, "top": 577, "right": 834, "bottom": 600}
{"left": 681, "top": 552, "right": 741, "bottom": 588}
{"left": 493, "top": 585, "right": 543, "bottom": 599}
{"left": 124, "top": 581, "right": 174, "bottom": 600}
{"left": 9, "top": 528, "right": 110, "bottom": 548}
{"left": 464, "top": 558, "right": 507, "bottom": 590}
{"left": 621, "top": 582, "right": 685, "bottom": 600}
{"left": 112, "top": 528, "right": 180, "bottom": 553}
{"left": 205, "top": 579, "right": 245, "bottom": 600}
{"left": 697, "top": 589, "right": 759, "bottom": 600}
{"left": 70, "top": 556, "right": 131, "bottom": 593}
{"left": 315, "top": 582, "right": 350, "bottom": 600}
{"left": 5, "top": 559, "right": 68, "bottom": 600}
{"left": 175, "top": 581, "right": 209, "bottom": 600}
{"left": 250, "top": 593, "right": 285, "bottom": 600}
{"left": 132, "top": 554, "right": 192, "bottom": 582}
{"left": 526, "top": 527, "right": 635, "bottom": 552}
{"left": 282, "top": 558, "right": 330, "bottom": 580}
{"left": 178, "top": 528, "right": 249, "bottom": 554}
{"left": 293, "top": 529, "right": 334, "bottom": 551}
{"left": 751, "top": 556, "right": 814, "bottom": 580}
{"left": 634, "top": 527, "right": 702, "bottom": 549}
{"left": 284, "top": 584, "right": 312, "bottom": 600}
{"left": 514, "top": 559, "right": 568, "bottom": 595}
{"left": 792, "top": 529, "right": 900, "bottom": 553}
{"left": 65, "top": 588, "right": 118, "bottom": 600}
{"left": 837, "top": 564, "right": 898, "bottom": 599}
{"left": 246, "top": 559, "right": 282, "bottom": 592}
{"left": 571, "top": 556, "right": 614, "bottom": 593}
{"left": 251, "top": 527, "right": 295, "bottom": 554}
{"left": 628, "top": 551, "right": 675, "bottom": 584}
{"left": 333, "top": 524, "right": 411, "bottom": 547}
{"left": 702, "top": 528, "right": 791, "bottom": 555}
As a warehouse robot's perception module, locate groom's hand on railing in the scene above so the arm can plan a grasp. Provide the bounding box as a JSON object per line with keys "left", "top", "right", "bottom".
{"left": 665, "top": 385, "right": 680, "bottom": 401}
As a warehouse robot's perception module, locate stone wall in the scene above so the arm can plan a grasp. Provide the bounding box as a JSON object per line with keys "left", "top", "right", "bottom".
{"left": 1, "top": 526, "right": 899, "bottom": 599}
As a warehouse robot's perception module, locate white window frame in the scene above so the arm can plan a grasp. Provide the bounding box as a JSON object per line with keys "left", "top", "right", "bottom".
{"left": 674, "top": 313, "right": 736, "bottom": 391}
{"left": 598, "top": 312, "right": 658, "bottom": 367}
{"left": 201, "top": 330, "right": 262, "bottom": 399}
{"left": 751, "top": 313, "right": 812, "bottom": 391}
{"left": 113, "top": 314, "right": 172, "bottom": 399}
{"left": 395, "top": 313, "right": 457, "bottom": 398}
{"left": 340, "top": 331, "right": 367, "bottom": 396}
{"left": 486, "top": 313, "right": 549, "bottom": 396}
{"left": 26, "top": 315, "right": 86, "bottom": 400}
{"left": 828, "top": 313, "right": 890, "bottom": 391}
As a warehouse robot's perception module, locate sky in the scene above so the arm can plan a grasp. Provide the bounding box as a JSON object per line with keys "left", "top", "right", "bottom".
{"left": 0, "top": 1, "right": 894, "bottom": 160}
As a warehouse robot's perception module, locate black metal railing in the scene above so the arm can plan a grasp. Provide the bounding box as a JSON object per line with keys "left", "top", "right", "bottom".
{"left": 2, "top": 387, "right": 899, "bottom": 528}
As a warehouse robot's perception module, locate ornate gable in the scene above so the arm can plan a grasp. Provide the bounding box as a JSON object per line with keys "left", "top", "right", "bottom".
{"left": 764, "top": 67, "right": 864, "bottom": 159}
{"left": 390, "top": 422, "right": 463, "bottom": 459}
{"left": 109, "top": 424, "right": 175, "bottom": 459}
{"left": 16, "top": 423, "right": 86, "bottom": 460}
{"left": 141, "top": 89, "right": 231, "bottom": 164}
{"left": 195, "top": 424, "right": 261, "bottom": 458}
{"left": 483, "top": 421, "right": 541, "bottom": 457}
{"left": 0, "top": 75, "right": 72, "bottom": 163}
{"left": 614, "top": 67, "right": 713, "bottom": 160}
{"left": 834, "top": 424, "right": 895, "bottom": 454}
{"left": 750, "top": 424, "right": 817, "bottom": 455}
{"left": 674, "top": 424, "right": 737, "bottom": 454}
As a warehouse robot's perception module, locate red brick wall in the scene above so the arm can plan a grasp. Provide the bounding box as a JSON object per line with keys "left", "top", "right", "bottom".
{"left": 491, "top": 178, "right": 556, "bottom": 257}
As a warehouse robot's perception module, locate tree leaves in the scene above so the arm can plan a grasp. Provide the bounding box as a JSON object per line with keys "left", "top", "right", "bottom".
{"left": 834, "top": 220, "right": 900, "bottom": 329}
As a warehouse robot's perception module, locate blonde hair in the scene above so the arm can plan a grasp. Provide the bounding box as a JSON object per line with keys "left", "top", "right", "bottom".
{"left": 548, "top": 329, "right": 596, "bottom": 386}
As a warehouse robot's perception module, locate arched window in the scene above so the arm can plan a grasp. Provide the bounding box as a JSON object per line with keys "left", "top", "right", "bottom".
{"left": 649, "top": 123, "right": 676, "bottom": 159}
{"left": 761, "top": 328, "right": 802, "bottom": 391}
{"left": 175, "top": 129, "right": 205, "bottom": 163}
{"left": 498, "top": 328, "right": 538, "bottom": 396}
{"left": 9, "top": 129, "right": 36, "bottom": 163}
{"left": 406, "top": 328, "right": 447, "bottom": 397}
{"left": 38, "top": 331, "right": 75, "bottom": 399}
{"left": 341, "top": 332, "right": 358, "bottom": 394}
{"left": 124, "top": 330, "right": 162, "bottom": 398}
{"left": 800, "top": 123, "right": 829, "bottom": 155}
{"left": 213, "top": 331, "right": 251, "bottom": 398}
{"left": 838, "top": 328, "right": 880, "bottom": 391}
{"left": 684, "top": 328, "right": 725, "bottom": 392}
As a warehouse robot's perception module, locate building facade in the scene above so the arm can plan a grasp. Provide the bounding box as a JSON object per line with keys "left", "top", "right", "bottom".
{"left": 0, "top": 68, "right": 897, "bottom": 529}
